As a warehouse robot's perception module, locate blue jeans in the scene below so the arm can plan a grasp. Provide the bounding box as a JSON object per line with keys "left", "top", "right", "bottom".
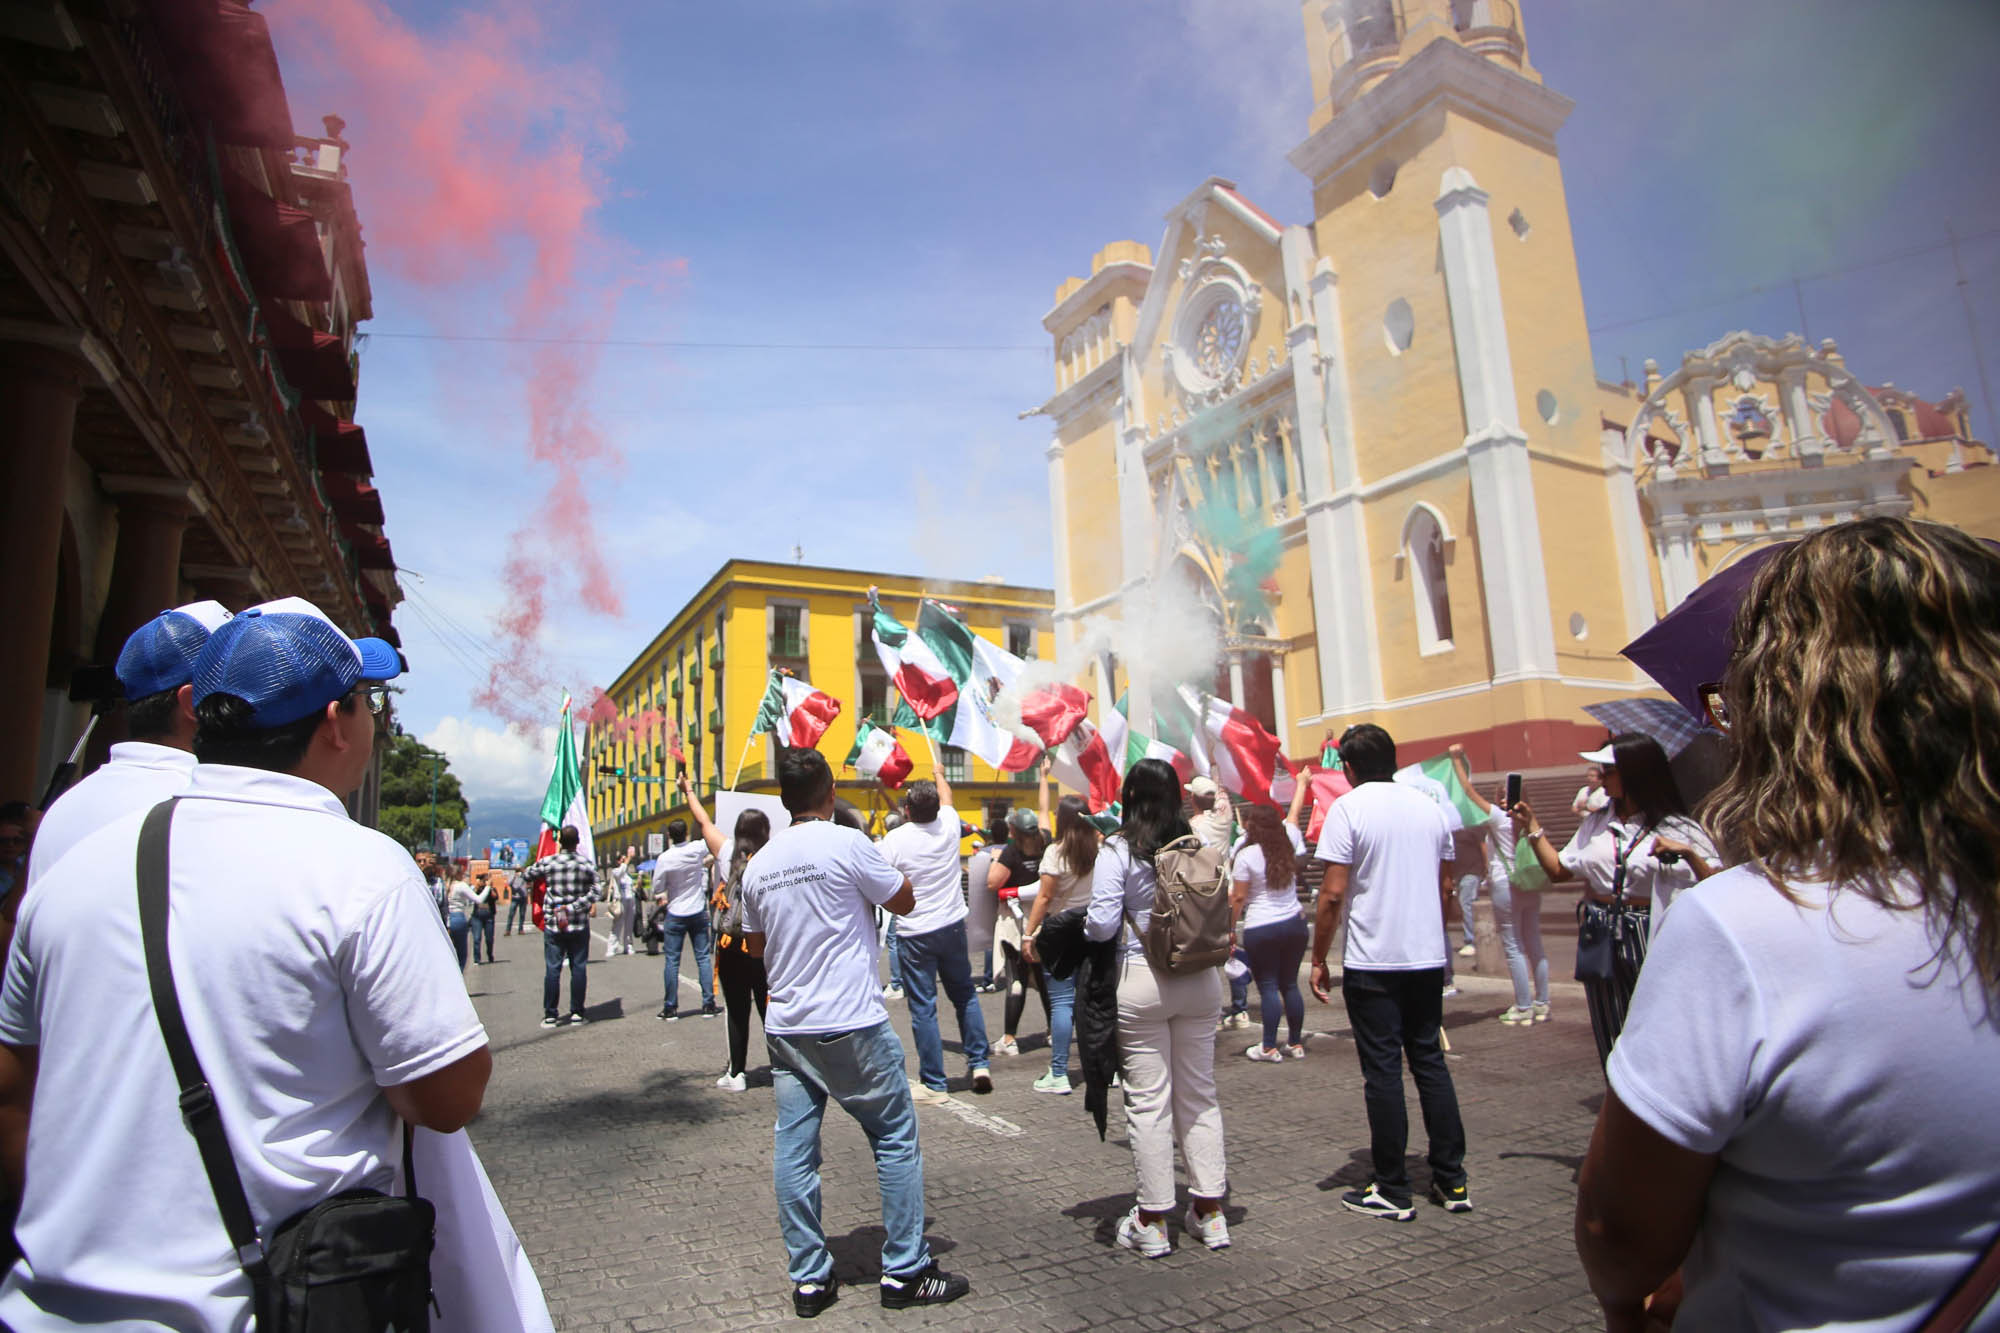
{"left": 768, "top": 1020, "right": 929, "bottom": 1286}
{"left": 447, "top": 911, "right": 470, "bottom": 971}
{"left": 543, "top": 930, "right": 588, "bottom": 1018}
{"left": 660, "top": 911, "right": 715, "bottom": 1012}
{"left": 1227, "top": 948, "right": 1250, "bottom": 1015}
{"left": 1242, "top": 914, "right": 1308, "bottom": 1050}
{"left": 1456, "top": 872, "right": 1482, "bottom": 947}
{"left": 883, "top": 914, "right": 901, "bottom": 988}
{"left": 896, "top": 919, "right": 991, "bottom": 1090}
{"left": 506, "top": 895, "right": 528, "bottom": 933}
{"left": 1044, "top": 971, "right": 1077, "bottom": 1077}
{"left": 471, "top": 911, "right": 495, "bottom": 962}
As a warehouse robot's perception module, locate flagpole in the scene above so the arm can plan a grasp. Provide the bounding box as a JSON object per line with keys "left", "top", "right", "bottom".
{"left": 894, "top": 684, "right": 943, "bottom": 771}
{"left": 729, "top": 733, "right": 757, "bottom": 791}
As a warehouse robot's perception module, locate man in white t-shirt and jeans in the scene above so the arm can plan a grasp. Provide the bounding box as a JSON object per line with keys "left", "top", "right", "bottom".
{"left": 0, "top": 597, "right": 493, "bottom": 1328}
{"left": 652, "top": 819, "right": 719, "bottom": 1020}
{"left": 1311, "top": 723, "right": 1471, "bottom": 1222}
{"left": 878, "top": 773, "right": 993, "bottom": 1105}
{"left": 740, "top": 748, "right": 970, "bottom": 1318}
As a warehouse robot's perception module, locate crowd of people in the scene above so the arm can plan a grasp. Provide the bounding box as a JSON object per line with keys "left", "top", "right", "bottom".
{"left": 0, "top": 517, "right": 1994, "bottom": 1330}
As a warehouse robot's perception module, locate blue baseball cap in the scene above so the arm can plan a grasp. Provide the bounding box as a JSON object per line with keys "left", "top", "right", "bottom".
{"left": 115, "top": 601, "right": 233, "bottom": 699}
{"left": 193, "top": 596, "right": 402, "bottom": 727}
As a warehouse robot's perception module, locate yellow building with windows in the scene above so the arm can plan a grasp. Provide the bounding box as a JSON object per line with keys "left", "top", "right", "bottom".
{"left": 586, "top": 560, "right": 1054, "bottom": 853}
{"left": 1032, "top": 0, "right": 1994, "bottom": 776}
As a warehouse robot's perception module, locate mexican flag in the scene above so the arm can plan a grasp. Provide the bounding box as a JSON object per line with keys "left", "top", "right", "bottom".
{"left": 1183, "top": 685, "right": 1296, "bottom": 808}
{"left": 1394, "top": 754, "right": 1483, "bottom": 833}
{"left": 1049, "top": 699, "right": 1192, "bottom": 812}
{"left": 877, "top": 598, "right": 1039, "bottom": 772}
{"left": 534, "top": 694, "right": 593, "bottom": 864}
{"left": 1301, "top": 763, "right": 1354, "bottom": 842}
{"left": 752, "top": 671, "right": 842, "bottom": 748}
{"left": 870, "top": 597, "right": 964, "bottom": 720}
{"left": 1017, "top": 681, "right": 1089, "bottom": 749}
{"left": 844, "top": 718, "right": 914, "bottom": 788}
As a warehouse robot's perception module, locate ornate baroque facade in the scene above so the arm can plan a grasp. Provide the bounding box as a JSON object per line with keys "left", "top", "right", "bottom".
{"left": 1032, "top": 0, "right": 1993, "bottom": 774}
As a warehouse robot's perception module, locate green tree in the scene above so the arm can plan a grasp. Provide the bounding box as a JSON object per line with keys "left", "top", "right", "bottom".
{"left": 377, "top": 729, "right": 469, "bottom": 854}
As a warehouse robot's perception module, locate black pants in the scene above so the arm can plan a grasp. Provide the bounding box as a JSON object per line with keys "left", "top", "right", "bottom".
{"left": 999, "top": 939, "right": 1048, "bottom": 1037}
{"left": 717, "top": 946, "right": 769, "bottom": 1077}
{"left": 1341, "top": 967, "right": 1467, "bottom": 1205}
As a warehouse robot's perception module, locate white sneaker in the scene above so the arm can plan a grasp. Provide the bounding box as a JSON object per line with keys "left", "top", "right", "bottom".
{"left": 908, "top": 1081, "right": 952, "bottom": 1107}
{"left": 1498, "top": 1006, "right": 1534, "bottom": 1025}
{"left": 1184, "top": 1204, "right": 1231, "bottom": 1250}
{"left": 1532, "top": 1002, "right": 1551, "bottom": 1023}
{"left": 1456, "top": 943, "right": 1477, "bottom": 957}
{"left": 1244, "top": 1044, "right": 1285, "bottom": 1063}
{"left": 1285, "top": 1042, "right": 1307, "bottom": 1060}
{"left": 882, "top": 985, "right": 904, "bottom": 1001}
{"left": 994, "top": 1036, "right": 1020, "bottom": 1057}
{"left": 1115, "top": 1207, "right": 1171, "bottom": 1259}
{"left": 1441, "top": 985, "right": 1460, "bottom": 998}
{"left": 715, "top": 1072, "right": 747, "bottom": 1092}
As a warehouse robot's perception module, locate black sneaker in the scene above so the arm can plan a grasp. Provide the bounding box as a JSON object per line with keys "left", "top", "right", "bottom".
{"left": 1429, "top": 1179, "right": 1473, "bottom": 1213}
{"left": 700, "top": 1004, "right": 721, "bottom": 1019}
{"left": 566, "top": 1012, "right": 588, "bottom": 1025}
{"left": 879, "top": 1262, "right": 968, "bottom": 1310}
{"left": 1340, "top": 1183, "right": 1415, "bottom": 1221}
{"left": 658, "top": 1007, "right": 679, "bottom": 1021}
{"left": 792, "top": 1275, "right": 838, "bottom": 1318}
{"left": 540, "top": 1015, "right": 560, "bottom": 1028}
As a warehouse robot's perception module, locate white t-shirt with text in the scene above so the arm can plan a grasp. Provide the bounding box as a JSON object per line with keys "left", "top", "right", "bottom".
{"left": 1608, "top": 866, "right": 2000, "bottom": 1331}
{"left": 1315, "top": 780, "right": 1454, "bottom": 970}
{"left": 878, "top": 807, "right": 967, "bottom": 938}
{"left": 0, "top": 765, "right": 487, "bottom": 1330}
{"left": 653, "top": 839, "right": 710, "bottom": 916}
{"left": 740, "top": 820, "right": 906, "bottom": 1035}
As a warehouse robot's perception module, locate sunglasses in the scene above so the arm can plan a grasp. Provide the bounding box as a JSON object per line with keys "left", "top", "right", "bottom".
{"left": 1696, "top": 682, "right": 1730, "bottom": 733}
{"left": 353, "top": 684, "right": 390, "bottom": 716}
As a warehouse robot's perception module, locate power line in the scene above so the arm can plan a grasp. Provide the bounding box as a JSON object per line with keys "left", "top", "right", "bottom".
{"left": 1588, "top": 227, "right": 2000, "bottom": 336}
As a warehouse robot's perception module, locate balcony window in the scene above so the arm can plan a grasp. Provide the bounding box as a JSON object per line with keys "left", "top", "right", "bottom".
{"left": 941, "top": 745, "right": 969, "bottom": 784}
{"left": 709, "top": 706, "right": 725, "bottom": 733}
{"left": 708, "top": 641, "right": 724, "bottom": 668}
{"left": 770, "top": 604, "right": 805, "bottom": 660}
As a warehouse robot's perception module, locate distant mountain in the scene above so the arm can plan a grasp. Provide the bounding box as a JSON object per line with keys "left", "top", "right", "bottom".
{"left": 467, "top": 797, "right": 544, "bottom": 856}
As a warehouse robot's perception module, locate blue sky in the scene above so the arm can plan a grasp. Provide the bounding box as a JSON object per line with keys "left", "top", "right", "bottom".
{"left": 271, "top": 0, "right": 2000, "bottom": 814}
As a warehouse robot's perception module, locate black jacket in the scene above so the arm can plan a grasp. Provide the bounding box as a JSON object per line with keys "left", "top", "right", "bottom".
{"left": 1037, "top": 906, "right": 1121, "bottom": 1139}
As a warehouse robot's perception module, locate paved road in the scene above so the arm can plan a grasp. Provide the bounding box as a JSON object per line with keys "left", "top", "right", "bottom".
{"left": 464, "top": 910, "right": 1606, "bottom": 1331}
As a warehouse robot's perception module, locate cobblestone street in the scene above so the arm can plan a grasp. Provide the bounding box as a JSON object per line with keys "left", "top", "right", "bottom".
{"left": 463, "top": 898, "right": 1606, "bottom": 1332}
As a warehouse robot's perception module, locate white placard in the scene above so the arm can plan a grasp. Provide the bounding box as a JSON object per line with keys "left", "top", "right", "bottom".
{"left": 713, "top": 790, "right": 791, "bottom": 839}
{"left": 647, "top": 832, "right": 666, "bottom": 857}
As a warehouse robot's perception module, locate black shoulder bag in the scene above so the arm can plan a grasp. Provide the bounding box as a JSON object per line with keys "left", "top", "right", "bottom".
{"left": 1573, "top": 825, "right": 1653, "bottom": 985}
{"left": 138, "top": 799, "right": 437, "bottom": 1332}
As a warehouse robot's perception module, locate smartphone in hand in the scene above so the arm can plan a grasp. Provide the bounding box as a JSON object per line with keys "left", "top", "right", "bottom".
{"left": 1505, "top": 772, "right": 1523, "bottom": 808}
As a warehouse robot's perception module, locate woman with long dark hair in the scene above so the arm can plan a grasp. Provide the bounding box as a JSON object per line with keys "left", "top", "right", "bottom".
{"left": 1513, "top": 731, "right": 1715, "bottom": 1066}
{"left": 1085, "top": 759, "right": 1228, "bottom": 1258}
{"left": 708, "top": 808, "right": 772, "bottom": 1092}
{"left": 1576, "top": 518, "right": 2000, "bottom": 1331}
{"left": 988, "top": 806, "right": 1050, "bottom": 1057}
{"left": 1231, "top": 803, "right": 1308, "bottom": 1062}
{"left": 1021, "top": 793, "right": 1100, "bottom": 1093}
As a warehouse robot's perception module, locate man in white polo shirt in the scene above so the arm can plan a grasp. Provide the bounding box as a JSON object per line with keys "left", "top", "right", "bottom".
{"left": 0, "top": 597, "right": 494, "bottom": 1328}
{"left": 740, "top": 748, "right": 969, "bottom": 1318}
{"left": 878, "top": 772, "right": 992, "bottom": 1104}
{"left": 651, "top": 818, "right": 718, "bottom": 1020}
{"left": 1310, "top": 723, "right": 1471, "bottom": 1223}
{"left": 26, "top": 600, "right": 232, "bottom": 890}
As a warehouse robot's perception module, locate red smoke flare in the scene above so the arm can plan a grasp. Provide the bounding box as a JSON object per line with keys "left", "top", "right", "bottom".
{"left": 265, "top": 0, "right": 676, "bottom": 728}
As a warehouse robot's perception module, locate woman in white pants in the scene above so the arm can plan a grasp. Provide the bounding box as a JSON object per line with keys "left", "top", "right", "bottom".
{"left": 1085, "top": 758, "right": 1229, "bottom": 1258}
{"left": 1447, "top": 747, "right": 1550, "bottom": 1023}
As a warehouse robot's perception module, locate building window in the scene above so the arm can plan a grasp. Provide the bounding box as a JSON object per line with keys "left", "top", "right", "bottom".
{"left": 1006, "top": 621, "right": 1035, "bottom": 660}
{"left": 1404, "top": 505, "right": 1454, "bottom": 654}
{"left": 941, "top": 745, "right": 969, "bottom": 783}
{"left": 859, "top": 669, "right": 891, "bottom": 725}
{"left": 771, "top": 603, "right": 805, "bottom": 660}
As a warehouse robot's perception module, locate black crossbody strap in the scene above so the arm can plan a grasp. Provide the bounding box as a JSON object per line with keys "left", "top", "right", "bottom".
{"left": 136, "top": 798, "right": 277, "bottom": 1304}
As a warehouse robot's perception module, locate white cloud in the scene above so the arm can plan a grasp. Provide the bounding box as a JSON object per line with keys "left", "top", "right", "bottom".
{"left": 421, "top": 716, "right": 556, "bottom": 805}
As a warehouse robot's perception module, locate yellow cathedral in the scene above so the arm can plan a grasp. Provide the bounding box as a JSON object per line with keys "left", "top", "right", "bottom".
{"left": 1029, "top": 0, "right": 1995, "bottom": 775}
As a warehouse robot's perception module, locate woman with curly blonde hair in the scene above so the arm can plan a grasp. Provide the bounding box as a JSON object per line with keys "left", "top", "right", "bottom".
{"left": 1575, "top": 517, "right": 2000, "bottom": 1332}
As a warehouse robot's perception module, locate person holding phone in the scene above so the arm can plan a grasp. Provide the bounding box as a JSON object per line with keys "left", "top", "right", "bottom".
{"left": 1448, "top": 748, "right": 1548, "bottom": 1024}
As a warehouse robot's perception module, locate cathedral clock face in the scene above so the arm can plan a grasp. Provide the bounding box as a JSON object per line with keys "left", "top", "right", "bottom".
{"left": 1191, "top": 295, "right": 1246, "bottom": 381}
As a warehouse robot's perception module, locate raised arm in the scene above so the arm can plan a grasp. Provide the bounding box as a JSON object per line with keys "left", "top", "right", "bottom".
{"left": 1038, "top": 761, "right": 1052, "bottom": 830}
{"left": 1449, "top": 744, "right": 1496, "bottom": 816}
{"left": 1512, "top": 800, "right": 1576, "bottom": 884}
{"left": 1287, "top": 769, "right": 1309, "bottom": 825}
{"left": 934, "top": 765, "right": 954, "bottom": 816}
{"left": 679, "top": 773, "right": 727, "bottom": 856}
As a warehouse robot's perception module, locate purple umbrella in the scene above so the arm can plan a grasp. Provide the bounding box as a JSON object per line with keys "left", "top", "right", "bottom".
{"left": 1620, "top": 543, "right": 1793, "bottom": 722}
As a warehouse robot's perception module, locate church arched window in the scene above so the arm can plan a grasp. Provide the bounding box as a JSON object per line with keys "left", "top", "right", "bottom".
{"left": 1402, "top": 505, "right": 1454, "bottom": 653}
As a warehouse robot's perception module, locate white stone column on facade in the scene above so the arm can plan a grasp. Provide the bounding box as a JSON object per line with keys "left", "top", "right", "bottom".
{"left": 1269, "top": 655, "right": 1289, "bottom": 747}
{"left": 1434, "top": 167, "right": 1559, "bottom": 683}
{"left": 1685, "top": 376, "right": 1726, "bottom": 469}
{"left": 1777, "top": 367, "right": 1821, "bottom": 461}
{"left": 1288, "top": 232, "right": 1381, "bottom": 717}
{"left": 1045, "top": 434, "right": 1076, "bottom": 657}
{"left": 1602, "top": 426, "right": 1657, "bottom": 642}
{"left": 1116, "top": 418, "right": 1157, "bottom": 734}
{"left": 1228, "top": 655, "right": 1246, "bottom": 708}
{"left": 1654, "top": 512, "right": 1699, "bottom": 611}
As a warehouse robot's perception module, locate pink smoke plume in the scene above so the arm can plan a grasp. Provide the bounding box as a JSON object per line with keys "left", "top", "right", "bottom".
{"left": 265, "top": 0, "right": 678, "bottom": 728}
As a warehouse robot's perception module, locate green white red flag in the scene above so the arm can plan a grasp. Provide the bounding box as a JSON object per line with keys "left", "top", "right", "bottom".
{"left": 1394, "top": 754, "right": 1482, "bottom": 832}
{"left": 877, "top": 597, "right": 1040, "bottom": 772}
{"left": 534, "top": 694, "right": 593, "bottom": 863}
{"left": 1181, "top": 684, "right": 1296, "bottom": 808}
{"left": 752, "top": 671, "right": 842, "bottom": 748}
{"left": 844, "top": 718, "right": 914, "bottom": 788}
{"left": 1049, "top": 697, "right": 1192, "bottom": 812}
